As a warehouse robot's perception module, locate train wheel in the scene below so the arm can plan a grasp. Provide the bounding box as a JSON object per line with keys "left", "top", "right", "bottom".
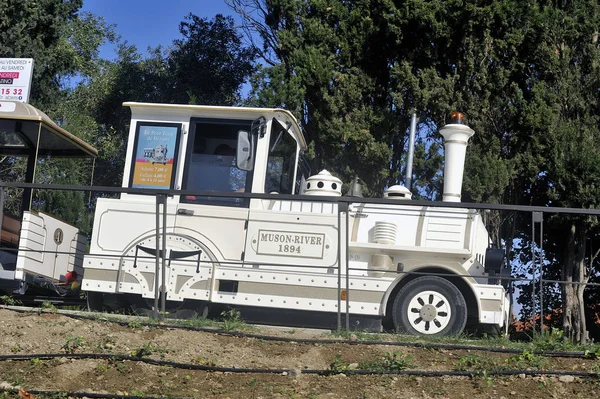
{"left": 127, "top": 294, "right": 207, "bottom": 319}
{"left": 87, "top": 291, "right": 104, "bottom": 312}
{"left": 87, "top": 292, "right": 128, "bottom": 313}
{"left": 392, "top": 276, "right": 467, "bottom": 336}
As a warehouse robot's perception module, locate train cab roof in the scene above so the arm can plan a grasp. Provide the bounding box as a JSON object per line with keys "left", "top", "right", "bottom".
{"left": 0, "top": 101, "right": 98, "bottom": 158}
{"left": 124, "top": 102, "right": 307, "bottom": 151}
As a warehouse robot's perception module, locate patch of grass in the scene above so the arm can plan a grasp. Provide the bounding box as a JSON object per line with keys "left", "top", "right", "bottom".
{"left": 127, "top": 320, "right": 144, "bottom": 329}
{"left": 506, "top": 350, "right": 549, "bottom": 369}
{"left": 61, "top": 305, "right": 86, "bottom": 311}
{"left": 192, "top": 356, "right": 218, "bottom": 367}
{"left": 329, "top": 330, "right": 385, "bottom": 341}
{"left": 40, "top": 300, "right": 57, "bottom": 311}
{"left": 0, "top": 295, "right": 22, "bottom": 306}
{"left": 328, "top": 354, "right": 349, "bottom": 374}
{"left": 61, "top": 335, "right": 85, "bottom": 354}
{"left": 328, "top": 351, "right": 412, "bottom": 374}
{"left": 455, "top": 353, "right": 499, "bottom": 372}
{"left": 221, "top": 308, "right": 245, "bottom": 331}
{"left": 359, "top": 351, "right": 413, "bottom": 371}
{"left": 10, "top": 374, "right": 23, "bottom": 387}
{"left": 172, "top": 315, "right": 221, "bottom": 329}
{"left": 96, "top": 336, "right": 117, "bottom": 353}
{"left": 95, "top": 361, "right": 108, "bottom": 375}
{"left": 109, "top": 358, "right": 127, "bottom": 373}
{"left": 530, "top": 328, "right": 577, "bottom": 352}
{"left": 131, "top": 342, "right": 153, "bottom": 357}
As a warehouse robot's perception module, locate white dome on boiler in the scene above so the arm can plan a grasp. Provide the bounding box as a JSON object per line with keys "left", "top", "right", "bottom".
{"left": 304, "top": 170, "right": 342, "bottom": 196}
{"left": 384, "top": 185, "right": 412, "bottom": 200}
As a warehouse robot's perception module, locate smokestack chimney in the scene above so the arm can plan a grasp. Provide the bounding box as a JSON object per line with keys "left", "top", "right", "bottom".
{"left": 440, "top": 112, "right": 474, "bottom": 202}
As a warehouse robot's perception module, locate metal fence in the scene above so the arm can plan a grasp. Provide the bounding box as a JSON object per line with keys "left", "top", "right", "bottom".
{"left": 1, "top": 180, "right": 599, "bottom": 337}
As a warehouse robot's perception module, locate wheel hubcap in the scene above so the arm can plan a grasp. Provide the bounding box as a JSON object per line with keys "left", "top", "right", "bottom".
{"left": 407, "top": 290, "right": 452, "bottom": 334}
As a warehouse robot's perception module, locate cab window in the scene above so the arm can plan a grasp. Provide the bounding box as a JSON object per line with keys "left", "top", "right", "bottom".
{"left": 181, "top": 118, "right": 253, "bottom": 205}
{"left": 265, "top": 119, "right": 298, "bottom": 194}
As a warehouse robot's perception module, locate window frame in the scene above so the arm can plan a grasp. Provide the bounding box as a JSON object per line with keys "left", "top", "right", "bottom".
{"left": 128, "top": 121, "right": 182, "bottom": 190}
{"left": 180, "top": 117, "right": 255, "bottom": 208}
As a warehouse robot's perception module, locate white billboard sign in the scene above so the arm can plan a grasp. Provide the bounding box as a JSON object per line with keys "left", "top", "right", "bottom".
{"left": 0, "top": 58, "right": 34, "bottom": 103}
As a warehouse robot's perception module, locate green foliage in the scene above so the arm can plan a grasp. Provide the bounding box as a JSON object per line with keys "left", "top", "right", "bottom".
{"left": 455, "top": 353, "right": 499, "bottom": 372}
{"left": 530, "top": 328, "right": 573, "bottom": 352}
{"left": 131, "top": 342, "right": 153, "bottom": 357}
{"left": 328, "top": 354, "right": 348, "bottom": 375}
{"left": 328, "top": 351, "right": 412, "bottom": 374}
{"left": 173, "top": 314, "right": 220, "bottom": 329}
{"left": 221, "top": 308, "right": 245, "bottom": 331}
{"left": 127, "top": 320, "right": 144, "bottom": 329}
{"left": 358, "top": 351, "right": 413, "bottom": 371}
{"left": 192, "top": 356, "right": 218, "bottom": 367}
{"left": 61, "top": 335, "right": 85, "bottom": 354}
{"left": 168, "top": 14, "right": 257, "bottom": 105}
{"left": 65, "top": 13, "right": 256, "bottom": 191}
{"left": 40, "top": 300, "right": 57, "bottom": 311}
{"left": 506, "top": 350, "right": 549, "bottom": 370}
{"left": 0, "top": 0, "right": 80, "bottom": 107}
{"left": 0, "top": 295, "right": 22, "bottom": 306}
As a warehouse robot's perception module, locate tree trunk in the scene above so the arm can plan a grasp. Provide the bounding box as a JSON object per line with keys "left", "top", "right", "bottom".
{"left": 562, "top": 221, "right": 589, "bottom": 344}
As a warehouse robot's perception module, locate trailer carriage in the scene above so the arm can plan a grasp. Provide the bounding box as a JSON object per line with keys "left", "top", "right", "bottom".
{"left": 0, "top": 101, "right": 97, "bottom": 296}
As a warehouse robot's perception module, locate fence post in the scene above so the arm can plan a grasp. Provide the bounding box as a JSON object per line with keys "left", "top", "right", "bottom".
{"left": 154, "top": 194, "right": 162, "bottom": 320}
{"left": 531, "top": 211, "right": 544, "bottom": 336}
{"left": 161, "top": 194, "right": 168, "bottom": 319}
{"left": 533, "top": 211, "right": 544, "bottom": 336}
{"left": 0, "top": 184, "right": 4, "bottom": 240}
{"left": 344, "top": 201, "right": 350, "bottom": 331}
{"left": 531, "top": 213, "right": 536, "bottom": 336}
{"left": 337, "top": 202, "right": 342, "bottom": 331}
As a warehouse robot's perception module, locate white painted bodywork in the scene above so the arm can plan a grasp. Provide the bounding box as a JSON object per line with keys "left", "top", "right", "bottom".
{"left": 15, "top": 211, "right": 85, "bottom": 281}
{"left": 82, "top": 102, "right": 509, "bottom": 330}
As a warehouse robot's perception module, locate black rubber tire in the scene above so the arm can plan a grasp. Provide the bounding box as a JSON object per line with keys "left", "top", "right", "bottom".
{"left": 86, "top": 291, "right": 104, "bottom": 312}
{"left": 87, "top": 292, "right": 128, "bottom": 313}
{"left": 128, "top": 294, "right": 208, "bottom": 319}
{"left": 392, "top": 276, "right": 467, "bottom": 336}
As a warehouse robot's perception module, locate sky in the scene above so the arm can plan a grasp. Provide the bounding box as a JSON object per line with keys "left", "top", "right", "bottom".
{"left": 81, "top": 0, "right": 241, "bottom": 59}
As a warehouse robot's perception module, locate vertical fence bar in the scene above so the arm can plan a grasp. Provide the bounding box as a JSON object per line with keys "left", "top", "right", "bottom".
{"left": 531, "top": 212, "right": 536, "bottom": 336}
{"left": 161, "top": 194, "right": 167, "bottom": 319}
{"left": 0, "top": 185, "right": 4, "bottom": 241}
{"left": 154, "top": 194, "right": 161, "bottom": 320}
{"left": 337, "top": 202, "right": 342, "bottom": 331}
{"left": 345, "top": 202, "right": 350, "bottom": 331}
{"left": 538, "top": 212, "right": 544, "bottom": 336}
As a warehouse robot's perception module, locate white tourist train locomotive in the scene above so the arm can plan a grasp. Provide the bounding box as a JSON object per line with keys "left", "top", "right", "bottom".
{"left": 0, "top": 100, "right": 510, "bottom": 336}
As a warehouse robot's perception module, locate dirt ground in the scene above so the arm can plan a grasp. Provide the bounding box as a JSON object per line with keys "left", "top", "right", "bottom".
{"left": 0, "top": 307, "right": 599, "bottom": 399}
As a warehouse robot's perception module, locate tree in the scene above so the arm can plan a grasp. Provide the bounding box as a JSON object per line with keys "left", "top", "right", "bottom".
{"left": 0, "top": 0, "right": 114, "bottom": 109}
{"left": 167, "top": 14, "right": 257, "bottom": 105}
{"left": 0, "top": 1, "right": 114, "bottom": 229}
{"left": 233, "top": 0, "right": 600, "bottom": 342}
{"left": 233, "top": 0, "right": 420, "bottom": 194}
{"left": 66, "top": 13, "right": 257, "bottom": 190}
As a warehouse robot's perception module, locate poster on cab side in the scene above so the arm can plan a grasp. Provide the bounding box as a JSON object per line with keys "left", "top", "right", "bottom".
{"left": 130, "top": 123, "right": 181, "bottom": 189}
{"left": 0, "top": 59, "right": 34, "bottom": 103}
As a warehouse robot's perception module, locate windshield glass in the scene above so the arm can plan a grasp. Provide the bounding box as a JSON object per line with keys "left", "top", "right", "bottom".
{"left": 265, "top": 119, "right": 297, "bottom": 194}
{"left": 181, "top": 118, "right": 252, "bottom": 206}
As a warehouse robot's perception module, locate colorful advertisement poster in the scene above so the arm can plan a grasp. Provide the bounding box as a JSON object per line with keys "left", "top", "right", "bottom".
{"left": 0, "top": 58, "right": 34, "bottom": 103}
{"left": 131, "top": 124, "right": 180, "bottom": 189}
